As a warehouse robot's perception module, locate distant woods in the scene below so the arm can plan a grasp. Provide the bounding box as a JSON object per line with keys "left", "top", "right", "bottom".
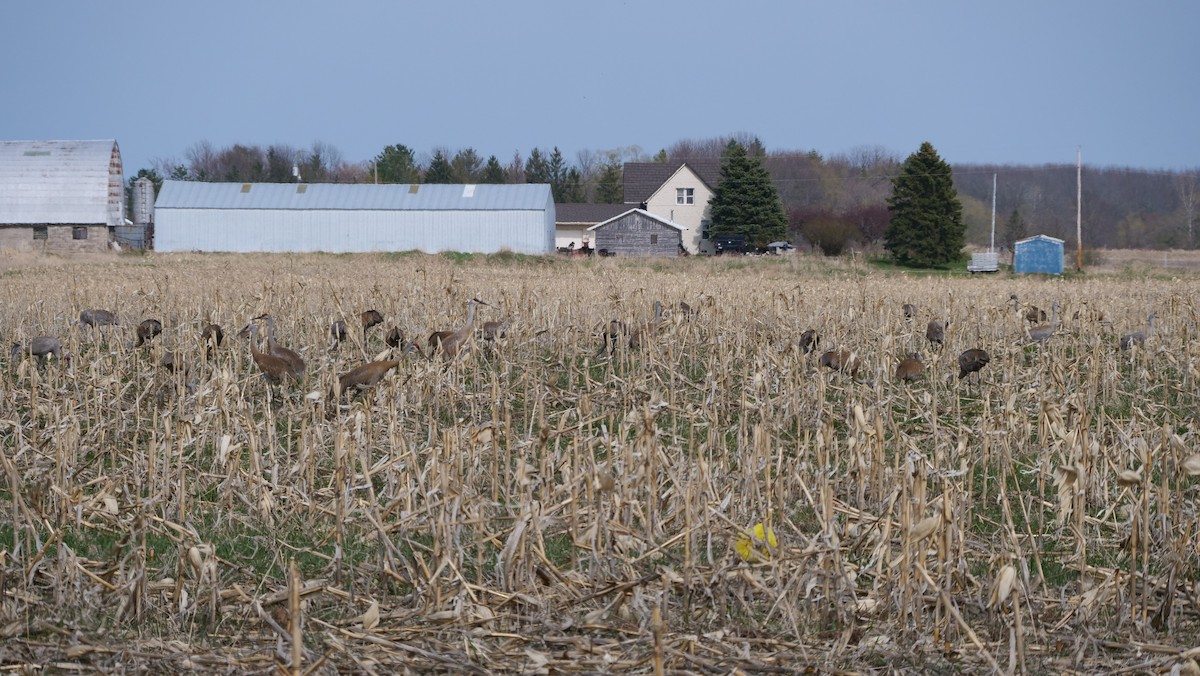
{"left": 145, "top": 136, "right": 1200, "bottom": 251}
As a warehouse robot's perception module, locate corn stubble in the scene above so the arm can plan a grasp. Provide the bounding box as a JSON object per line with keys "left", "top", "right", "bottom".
{"left": 1, "top": 253, "right": 1199, "bottom": 672}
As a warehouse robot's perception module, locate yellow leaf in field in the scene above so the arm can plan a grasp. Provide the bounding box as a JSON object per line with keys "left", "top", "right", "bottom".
{"left": 988, "top": 565, "right": 1017, "bottom": 609}
{"left": 361, "top": 600, "right": 380, "bottom": 631}
{"left": 1181, "top": 454, "right": 1200, "bottom": 476}
{"left": 1117, "top": 469, "right": 1142, "bottom": 487}
{"left": 733, "top": 523, "right": 778, "bottom": 562}
{"left": 909, "top": 515, "right": 941, "bottom": 543}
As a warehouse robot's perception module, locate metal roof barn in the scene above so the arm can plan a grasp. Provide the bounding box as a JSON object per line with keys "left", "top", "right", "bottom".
{"left": 1013, "top": 234, "right": 1065, "bottom": 275}
{"left": 0, "top": 139, "right": 124, "bottom": 226}
{"left": 152, "top": 181, "right": 555, "bottom": 254}
{"left": 0, "top": 139, "right": 123, "bottom": 253}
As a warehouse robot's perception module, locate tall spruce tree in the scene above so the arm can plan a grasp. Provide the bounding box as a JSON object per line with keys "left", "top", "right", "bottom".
{"left": 1001, "top": 208, "right": 1027, "bottom": 251}
{"left": 708, "top": 140, "right": 788, "bottom": 247}
{"left": 423, "top": 150, "right": 454, "bottom": 184}
{"left": 373, "top": 144, "right": 420, "bottom": 183}
{"left": 595, "top": 158, "right": 624, "bottom": 203}
{"left": 884, "top": 142, "right": 965, "bottom": 267}
{"left": 480, "top": 155, "right": 506, "bottom": 184}
{"left": 524, "top": 148, "right": 550, "bottom": 185}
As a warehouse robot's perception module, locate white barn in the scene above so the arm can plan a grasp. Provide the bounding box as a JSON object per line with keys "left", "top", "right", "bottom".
{"left": 0, "top": 139, "right": 124, "bottom": 253}
{"left": 153, "top": 181, "right": 555, "bottom": 254}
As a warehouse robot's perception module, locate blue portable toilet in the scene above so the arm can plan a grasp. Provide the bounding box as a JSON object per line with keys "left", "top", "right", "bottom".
{"left": 1013, "top": 234, "right": 1065, "bottom": 275}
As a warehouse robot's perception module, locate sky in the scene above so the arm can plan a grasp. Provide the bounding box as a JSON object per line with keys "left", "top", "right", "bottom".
{"left": 3, "top": 1, "right": 1197, "bottom": 176}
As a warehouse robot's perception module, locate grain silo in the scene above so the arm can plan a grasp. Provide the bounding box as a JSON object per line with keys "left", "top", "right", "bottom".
{"left": 152, "top": 181, "right": 555, "bottom": 254}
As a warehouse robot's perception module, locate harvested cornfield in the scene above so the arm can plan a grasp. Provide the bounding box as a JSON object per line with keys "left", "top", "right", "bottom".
{"left": 2, "top": 252, "right": 1199, "bottom": 673}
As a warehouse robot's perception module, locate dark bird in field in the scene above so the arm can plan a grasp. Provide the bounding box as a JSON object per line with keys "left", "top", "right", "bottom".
{"left": 597, "top": 319, "right": 628, "bottom": 357}
{"left": 247, "top": 323, "right": 302, "bottom": 383}
{"left": 1025, "top": 303, "right": 1060, "bottom": 344}
{"left": 819, "top": 348, "right": 860, "bottom": 377}
{"left": 902, "top": 303, "right": 918, "bottom": 320}
{"left": 11, "top": 336, "right": 68, "bottom": 364}
{"left": 677, "top": 301, "right": 696, "bottom": 319}
{"left": 958, "top": 348, "right": 991, "bottom": 380}
{"left": 895, "top": 353, "right": 924, "bottom": 382}
{"left": 926, "top": 319, "right": 947, "bottom": 348}
{"left": 159, "top": 349, "right": 183, "bottom": 374}
{"left": 429, "top": 298, "right": 489, "bottom": 360}
{"left": 385, "top": 326, "right": 404, "bottom": 349}
{"left": 336, "top": 359, "right": 400, "bottom": 397}
{"left": 201, "top": 323, "right": 224, "bottom": 357}
{"left": 481, "top": 320, "right": 510, "bottom": 342}
{"left": 360, "top": 309, "right": 384, "bottom": 337}
{"left": 253, "top": 314, "right": 306, "bottom": 379}
{"left": 1119, "top": 312, "right": 1157, "bottom": 351}
{"left": 80, "top": 308, "right": 118, "bottom": 329}
{"left": 799, "top": 329, "right": 819, "bottom": 355}
{"left": 134, "top": 319, "right": 163, "bottom": 347}
{"left": 627, "top": 301, "right": 664, "bottom": 350}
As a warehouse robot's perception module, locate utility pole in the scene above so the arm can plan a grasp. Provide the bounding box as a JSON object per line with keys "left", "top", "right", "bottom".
{"left": 1076, "top": 147, "right": 1083, "bottom": 272}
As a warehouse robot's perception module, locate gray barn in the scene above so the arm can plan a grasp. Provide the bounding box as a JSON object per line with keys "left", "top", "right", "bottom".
{"left": 587, "top": 209, "right": 684, "bottom": 257}
{"left": 0, "top": 139, "right": 123, "bottom": 253}
{"left": 153, "top": 181, "right": 555, "bottom": 254}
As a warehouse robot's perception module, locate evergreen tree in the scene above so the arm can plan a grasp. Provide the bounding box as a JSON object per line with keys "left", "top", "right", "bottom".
{"left": 653, "top": 149, "right": 669, "bottom": 163}
{"left": 480, "top": 155, "right": 506, "bottom": 184}
{"left": 374, "top": 144, "right": 420, "bottom": 183}
{"left": 524, "top": 148, "right": 550, "bottom": 184}
{"left": 423, "top": 150, "right": 455, "bottom": 184}
{"left": 595, "top": 158, "right": 624, "bottom": 203}
{"left": 1001, "top": 208, "right": 1027, "bottom": 251}
{"left": 884, "top": 141, "right": 965, "bottom": 267}
{"left": 708, "top": 140, "right": 788, "bottom": 247}
{"left": 450, "top": 148, "right": 483, "bottom": 183}
{"left": 556, "top": 167, "right": 585, "bottom": 203}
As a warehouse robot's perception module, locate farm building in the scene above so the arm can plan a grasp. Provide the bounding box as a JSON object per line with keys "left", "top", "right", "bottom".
{"left": 624, "top": 160, "right": 721, "bottom": 255}
{"left": 1014, "top": 234, "right": 1065, "bottom": 275}
{"left": 554, "top": 203, "right": 630, "bottom": 251}
{"left": 153, "top": 181, "right": 555, "bottom": 254}
{"left": 587, "top": 208, "right": 685, "bottom": 257}
{"left": 0, "top": 139, "right": 124, "bottom": 252}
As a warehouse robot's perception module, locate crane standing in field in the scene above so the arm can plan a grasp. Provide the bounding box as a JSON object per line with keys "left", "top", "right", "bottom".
{"left": 247, "top": 323, "right": 302, "bottom": 383}
{"left": 429, "top": 298, "right": 489, "bottom": 360}
{"left": 132, "top": 319, "right": 163, "bottom": 348}
{"left": 201, "top": 323, "right": 224, "bottom": 358}
{"left": 958, "top": 348, "right": 991, "bottom": 380}
{"left": 799, "top": 329, "right": 820, "bottom": 355}
{"left": 926, "top": 319, "right": 947, "bottom": 349}
{"left": 10, "top": 336, "right": 69, "bottom": 365}
{"left": 253, "top": 314, "right": 306, "bottom": 379}
{"left": 895, "top": 353, "right": 924, "bottom": 382}
{"left": 820, "top": 348, "right": 860, "bottom": 378}
{"left": 1119, "top": 311, "right": 1157, "bottom": 351}
{"left": 335, "top": 359, "right": 401, "bottom": 398}
{"left": 1025, "top": 303, "right": 1060, "bottom": 344}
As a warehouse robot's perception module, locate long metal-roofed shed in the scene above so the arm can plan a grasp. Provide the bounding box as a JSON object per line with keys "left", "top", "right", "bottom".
{"left": 152, "top": 181, "right": 555, "bottom": 254}
{"left": 0, "top": 139, "right": 123, "bottom": 252}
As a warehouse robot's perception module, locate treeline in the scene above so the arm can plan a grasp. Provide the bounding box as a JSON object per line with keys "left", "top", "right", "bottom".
{"left": 134, "top": 137, "right": 1199, "bottom": 250}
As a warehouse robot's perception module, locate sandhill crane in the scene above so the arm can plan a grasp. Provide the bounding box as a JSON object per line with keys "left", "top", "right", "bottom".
{"left": 958, "top": 348, "right": 990, "bottom": 380}
{"left": 799, "top": 329, "right": 819, "bottom": 355}
{"left": 895, "top": 353, "right": 924, "bottom": 382}
{"left": 902, "top": 303, "right": 918, "bottom": 320}
{"left": 429, "top": 298, "right": 489, "bottom": 360}
{"left": 596, "top": 319, "right": 628, "bottom": 357}
{"left": 11, "top": 336, "right": 69, "bottom": 364}
{"left": 628, "top": 301, "right": 664, "bottom": 349}
{"left": 330, "top": 319, "right": 349, "bottom": 346}
{"left": 336, "top": 359, "right": 400, "bottom": 397}
{"left": 926, "top": 319, "right": 947, "bottom": 348}
{"left": 481, "top": 320, "right": 510, "bottom": 343}
{"left": 819, "top": 349, "right": 860, "bottom": 377}
{"left": 1119, "top": 312, "right": 1156, "bottom": 351}
{"left": 80, "top": 308, "right": 118, "bottom": 329}
{"left": 201, "top": 323, "right": 224, "bottom": 357}
{"left": 1026, "top": 303, "right": 1060, "bottom": 344}
{"left": 253, "top": 314, "right": 306, "bottom": 378}
{"left": 1010, "top": 295, "right": 1048, "bottom": 324}
{"left": 133, "top": 319, "right": 163, "bottom": 348}
{"left": 386, "top": 326, "right": 404, "bottom": 348}
{"left": 361, "top": 309, "right": 384, "bottom": 337}
{"left": 677, "top": 301, "right": 696, "bottom": 319}
{"left": 247, "top": 323, "right": 302, "bottom": 383}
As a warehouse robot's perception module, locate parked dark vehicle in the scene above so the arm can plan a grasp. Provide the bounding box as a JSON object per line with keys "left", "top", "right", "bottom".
{"left": 713, "top": 234, "right": 751, "bottom": 255}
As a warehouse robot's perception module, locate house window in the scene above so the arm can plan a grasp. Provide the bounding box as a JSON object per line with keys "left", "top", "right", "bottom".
{"left": 33, "top": 226, "right": 48, "bottom": 240}
{"left": 676, "top": 188, "right": 694, "bottom": 205}
{"left": 73, "top": 226, "right": 88, "bottom": 240}
{"left": 701, "top": 220, "right": 711, "bottom": 239}
{"left": 650, "top": 234, "right": 659, "bottom": 245}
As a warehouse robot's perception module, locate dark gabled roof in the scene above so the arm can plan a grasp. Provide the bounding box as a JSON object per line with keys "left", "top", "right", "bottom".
{"left": 554, "top": 202, "right": 631, "bottom": 224}
{"left": 622, "top": 160, "right": 722, "bottom": 203}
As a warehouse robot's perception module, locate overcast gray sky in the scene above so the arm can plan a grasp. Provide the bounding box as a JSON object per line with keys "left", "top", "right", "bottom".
{"left": 4, "top": 1, "right": 1196, "bottom": 174}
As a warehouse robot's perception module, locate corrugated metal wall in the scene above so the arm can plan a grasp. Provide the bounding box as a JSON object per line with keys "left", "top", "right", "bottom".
{"left": 154, "top": 208, "right": 553, "bottom": 254}
{"left": 1014, "top": 236, "right": 1065, "bottom": 274}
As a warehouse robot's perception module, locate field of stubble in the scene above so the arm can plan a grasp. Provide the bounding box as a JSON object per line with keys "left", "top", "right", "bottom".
{"left": 1, "top": 251, "right": 1199, "bottom": 673}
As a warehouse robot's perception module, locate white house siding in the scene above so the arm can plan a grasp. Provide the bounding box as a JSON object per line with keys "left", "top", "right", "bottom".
{"left": 155, "top": 209, "right": 551, "bottom": 254}
{"left": 555, "top": 226, "right": 588, "bottom": 249}
{"left": 642, "top": 165, "right": 714, "bottom": 255}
